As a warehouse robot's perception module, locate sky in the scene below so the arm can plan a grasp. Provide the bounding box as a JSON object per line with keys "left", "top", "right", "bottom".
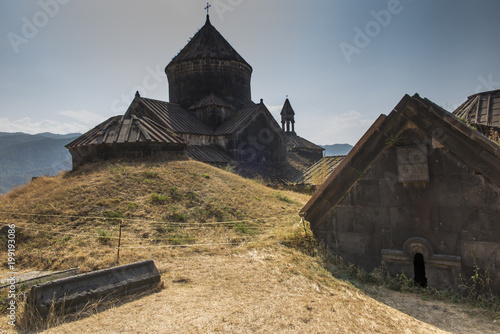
{"left": 1, "top": 0, "right": 499, "bottom": 146}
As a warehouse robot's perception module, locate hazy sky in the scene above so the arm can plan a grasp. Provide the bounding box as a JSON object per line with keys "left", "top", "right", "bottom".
{"left": 1, "top": 0, "right": 499, "bottom": 145}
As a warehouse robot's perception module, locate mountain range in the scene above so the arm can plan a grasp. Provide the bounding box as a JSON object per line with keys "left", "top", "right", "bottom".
{"left": 0, "top": 132, "right": 80, "bottom": 194}
{"left": 321, "top": 143, "right": 353, "bottom": 156}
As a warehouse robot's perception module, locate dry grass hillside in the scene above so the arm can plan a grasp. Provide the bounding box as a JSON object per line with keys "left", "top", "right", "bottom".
{"left": 0, "top": 159, "right": 498, "bottom": 333}
{"left": 0, "top": 159, "right": 310, "bottom": 272}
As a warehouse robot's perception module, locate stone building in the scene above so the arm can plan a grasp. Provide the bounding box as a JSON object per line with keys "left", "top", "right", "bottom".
{"left": 300, "top": 93, "right": 500, "bottom": 293}
{"left": 453, "top": 89, "right": 500, "bottom": 137}
{"left": 280, "top": 98, "right": 324, "bottom": 163}
{"left": 66, "top": 113, "right": 187, "bottom": 167}
{"left": 67, "top": 14, "right": 325, "bottom": 168}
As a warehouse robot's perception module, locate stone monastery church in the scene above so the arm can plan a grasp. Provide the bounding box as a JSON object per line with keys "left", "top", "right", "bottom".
{"left": 67, "top": 14, "right": 323, "bottom": 169}
{"left": 65, "top": 10, "right": 500, "bottom": 296}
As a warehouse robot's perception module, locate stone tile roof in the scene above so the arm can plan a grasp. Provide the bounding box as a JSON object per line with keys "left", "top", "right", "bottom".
{"left": 167, "top": 15, "right": 251, "bottom": 70}
{"left": 186, "top": 145, "right": 233, "bottom": 164}
{"left": 66, "top": 115, "right": 185, "bottom": 148}
{"left": 286, "top": 134, "right": 324, "bottom": 151}
{"left": 189, "top": 93, "right": 232, "bottom": 110}
{"left": 453, "top": 89, "right": 500, "bottom": 129}
{"left": 291, "top": 156, "right": 345, "bottom": 185}
{"left": 134, "top": 97, "right": 215, "bottom": 135}
{"left": 214, "top": 101, "right": 283, "bottom": 136}
{"left": 280, "top": 98, "right": 295, "bottom": 116}
{"left": 128, "top": 96, "right": 282, "bottom": 138}
{"left": 215, "top": 102, "right": 259, "bottom": 135}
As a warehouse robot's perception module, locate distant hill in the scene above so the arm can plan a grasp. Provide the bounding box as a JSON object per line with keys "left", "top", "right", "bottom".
{"left": 321, "top": 144, "right": 353, "bottom": 156}
{"left": 0, "top": 132, "right": 80, "bottom": 194}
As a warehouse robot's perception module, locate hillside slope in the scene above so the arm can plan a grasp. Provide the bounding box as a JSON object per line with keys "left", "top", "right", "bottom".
{"left": 0, "top": 132, "right": 79, "bottom": 194}
{"left": 0, "top": 159, "right": 310, "bottom": 272}
{"left": 0, "top": 159, "right": 498, "bottom": 333}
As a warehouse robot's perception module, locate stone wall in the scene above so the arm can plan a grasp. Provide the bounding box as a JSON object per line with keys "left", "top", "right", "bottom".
{"left": 313, "top": 125, "right": 500, "bottom": 293}
{"left": 166, "top": 59, "right": 252, "bottom": 111}
{"left": 227, "top": 113, "right": 287, "bottom": 163}
{"left": 69, "top": 142, "right": 186, "bottom": 168}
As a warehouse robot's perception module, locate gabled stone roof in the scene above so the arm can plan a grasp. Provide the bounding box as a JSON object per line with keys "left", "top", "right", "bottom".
{"left": 189, "top": 93, "right": 232, "bottom": 110}
{"left": 124, "top": 95, "right": 283, "bottom": 139}
{"left": 66, "top": 115, "right": 185, "bottom": 148}
{"left": 126, "top": 96, "right": 215, "bottom": 135}
{"left": 286, "top": 133, "right": 324, "bottom": 151}
{"left": 166, "top": 15, "right": 251, "bottom": 70}
{"left": 215, "top": 101, "right": 283, "bottom": 136}
{"left": 300, "top": 93, "right": 500, "bottom": 220}
{"left": 186, "top": 145, "right": 233, "bottom": 164}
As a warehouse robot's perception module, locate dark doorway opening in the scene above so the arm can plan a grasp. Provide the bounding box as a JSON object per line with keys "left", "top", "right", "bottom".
{"left": 414, "top": 253, "right": 427, "bottom": 287}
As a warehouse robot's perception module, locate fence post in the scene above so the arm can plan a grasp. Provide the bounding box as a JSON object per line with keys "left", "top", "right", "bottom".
{"left": 116, "top": 220, "right": 122, "bottom": 264}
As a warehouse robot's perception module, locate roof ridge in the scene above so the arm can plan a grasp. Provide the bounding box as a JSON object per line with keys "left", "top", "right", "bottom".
{"left": 189, "top": 93, "right": 233, "bottom": 110}
{"left": 300, "top": 94, "right": 500, "bottom": 219}
{"left": 466, "top": 88, "right": 500, "bottom": 99}
{"left": 136, "top": 97, "right": 215, "bottom": 135}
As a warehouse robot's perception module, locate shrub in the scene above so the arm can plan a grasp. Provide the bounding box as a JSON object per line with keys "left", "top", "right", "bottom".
{"left": 150, "top": 193, "right": 169, "bottom": 204}
{"left": 144, "top": 171, "right": 159, "bottom": 179}
{"left": 97, "top": 229, "right": 113, "bottom": 244}
{"left": 274, "top": 192, "right": 294, "bottom": 204}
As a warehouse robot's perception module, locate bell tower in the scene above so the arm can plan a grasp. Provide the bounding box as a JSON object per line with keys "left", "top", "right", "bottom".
{"left": 280, "top": 97, "right": 296, "bottom": 134}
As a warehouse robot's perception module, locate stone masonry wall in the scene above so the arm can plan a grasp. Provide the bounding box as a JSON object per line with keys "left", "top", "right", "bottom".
{"left": 315, "top": 125, "right": 500, "bottom": 293}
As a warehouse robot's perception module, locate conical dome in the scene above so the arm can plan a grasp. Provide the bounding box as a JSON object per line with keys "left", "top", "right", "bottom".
{"left": 165, "top": 15, "right": 253, "bottom": 110}
{"left": 168, "top": 15, "right": 251, "bottom": 68}
{"left": 280, "top": 98, "right": 295, "bottom": 117}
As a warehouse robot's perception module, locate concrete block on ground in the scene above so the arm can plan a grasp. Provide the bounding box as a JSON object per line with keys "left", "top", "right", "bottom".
{"left": 26, "top": 260, "right": 161, "bottom": 318}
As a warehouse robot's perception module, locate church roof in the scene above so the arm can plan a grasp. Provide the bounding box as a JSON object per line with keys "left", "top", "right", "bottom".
{"left": 126, "top": 96, "right": 283, "bottom": 139}
{"left": 167, "top": 15, "right": 251, "bottom": 70}
{"left": 280, "top": 98, "right": 295, "bottom": 116}
{"left": 215, "top": 101, "right": 282, "bottom": 135}
{"left": 66, "top": 115, "right": 185, "bottom": 148}
{"left": 186, "top": 145, "right": 233, "bottom": 163}
{"left": 189, "top": 93, "right": 232, "bottom": 110}
{"left": 129, "top": 97, "right": 214, "bottom": 135}
{"left": 286, "top": 133, "right": 324, "bottom": 151}
{"left": 215, "top": 102, "right": 259, "bottom": 135}
{"left": 453, "top": 89, "right": 500, "bottom": 129}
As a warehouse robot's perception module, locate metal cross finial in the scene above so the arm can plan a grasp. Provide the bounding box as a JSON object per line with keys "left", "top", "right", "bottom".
{"left": 205, "top": 2, "right": 211, "bottom": 15}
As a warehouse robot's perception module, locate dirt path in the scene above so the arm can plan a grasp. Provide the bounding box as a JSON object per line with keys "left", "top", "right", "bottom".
{"left": 368, "top": 288, "right": 499, "bottom": 334}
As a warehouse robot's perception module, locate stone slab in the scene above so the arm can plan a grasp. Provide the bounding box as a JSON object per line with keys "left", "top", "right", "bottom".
{"left": 396, "top": 145, "right": 429, "bottom": 183}
{"left": 26, "top": 260, "right": 160, "bottom": 318}
{"left": 0, "top": 268, "right": 79, "bottom": 292}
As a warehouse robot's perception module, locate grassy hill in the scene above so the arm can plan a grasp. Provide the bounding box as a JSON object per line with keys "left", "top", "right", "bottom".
{"left": 0, "top": 159, "right": 309, "bottom": 272}
{"left": 0, "top": 159, "right": 498, "bottom": 333}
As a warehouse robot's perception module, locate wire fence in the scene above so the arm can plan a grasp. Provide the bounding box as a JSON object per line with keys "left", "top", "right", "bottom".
{"left": 0, "top": 211, "right": 302, "bottom": 263}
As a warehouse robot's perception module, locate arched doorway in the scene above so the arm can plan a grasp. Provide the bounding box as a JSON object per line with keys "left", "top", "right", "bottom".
{"left": 414, "top": 253, "right": 427, "bottom": 287}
